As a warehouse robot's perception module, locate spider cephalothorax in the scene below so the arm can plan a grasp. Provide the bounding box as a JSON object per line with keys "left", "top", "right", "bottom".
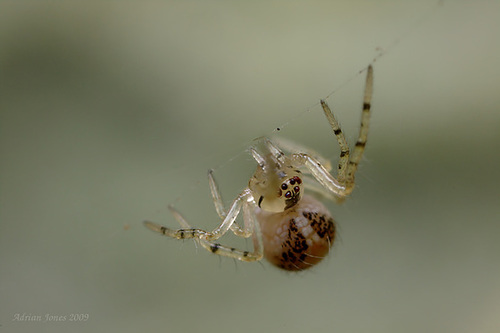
{"left": 249, "top": 159, "right": 304, "bottom": 213}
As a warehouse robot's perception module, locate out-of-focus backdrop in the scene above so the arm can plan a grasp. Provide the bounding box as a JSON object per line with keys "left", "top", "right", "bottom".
{"left": 1, "top": 1, "right": 499, "bottom": 332}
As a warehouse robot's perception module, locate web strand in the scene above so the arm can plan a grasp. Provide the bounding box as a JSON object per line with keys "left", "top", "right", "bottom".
{"left": 207, "top": 1, "right": 444, "bottom": 175}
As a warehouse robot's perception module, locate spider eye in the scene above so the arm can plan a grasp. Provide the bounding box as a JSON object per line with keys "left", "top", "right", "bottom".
{"left": 281, "top": 183, "right": 288, "bottom": 190}
{"left": 289, "top": 178, "right": 296, "bottom": 185}
{"left": 292, "top": 176, "right": 302, "bottom": 184}
{"left": 285, "top": 191, "right": 292, "bottom": 198}
{"left": 294, "top": 186, "right": 300, "bottom": 192}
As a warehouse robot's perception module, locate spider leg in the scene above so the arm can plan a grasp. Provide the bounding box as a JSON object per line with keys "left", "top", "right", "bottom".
{"left": 345, "top": 65, "right": 373, "bottom": 183}
{"left": 208, "top": 169, "right": 252, "bottom": 238}
{"left": 242, "top": 200, "right": 264, "bottom": 259}
{"left": 293, "top": 65, "right": 374, "bottom": 199}
{"left": 204, "top": 189, "right": 252, "bottom": 241}
{"left": 301, "top": 175, "right": 340, "bottom": 202}
{"left": 144, "top": 199, "right": 263, "bottom": 262}
{"left": 197, "top": 237, "right": 263, "bottom": 262}
{"left": 249, "top": 137, "right": 286, "bottom": 167}
{"left": 320, "top": 100, "right": 349, "bottom": 182}
{"left": 249, "top": 147, "right": 265, "bottom": 166}
{"left": 270, "top": 136, "right": 333, "bottom": 172}
{"left": 260, "top": 137, "right": 285, "bottom": 162}
{"left": 197, "top": 200, "right": 263, "bottom": 261}
{"left": 208, "top": 169, "right": 226, "bottom": 219}
{"left": 143, "top": 220, "right": 206, "bottom": 239}
{"left": 144, "top": 190, "right": 249, "bottom": 242}
{"left": 168, "top": 204, "right": 191, "bottom": 228}
{"left": 291, "top": 153, "right": 350, "bottom": 199}
{"left": 143, "top": 205, "right": 207, "bottom": 239}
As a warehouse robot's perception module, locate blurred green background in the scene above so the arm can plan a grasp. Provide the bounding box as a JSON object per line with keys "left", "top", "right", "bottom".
{"left": 1, "top": 1, "right": 499, "bottom": 332}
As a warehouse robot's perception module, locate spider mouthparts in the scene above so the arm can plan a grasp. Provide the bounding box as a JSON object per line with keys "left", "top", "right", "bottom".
{"left": 284, "top": 193, "right": 300, "bottom": 210}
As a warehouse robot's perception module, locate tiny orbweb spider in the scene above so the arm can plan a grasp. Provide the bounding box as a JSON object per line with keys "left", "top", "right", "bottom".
{"left": 144, "top": 65, "right": 374, "bottom": 271}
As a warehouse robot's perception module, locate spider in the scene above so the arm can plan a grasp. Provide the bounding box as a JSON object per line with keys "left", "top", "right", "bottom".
{"left": 144, "top": 65, "right": 374, "bottom": 271}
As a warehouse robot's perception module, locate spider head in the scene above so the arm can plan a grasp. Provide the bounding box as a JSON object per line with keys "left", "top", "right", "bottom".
{"left": 252, "top": 168, "right": 303, "bottom": 213}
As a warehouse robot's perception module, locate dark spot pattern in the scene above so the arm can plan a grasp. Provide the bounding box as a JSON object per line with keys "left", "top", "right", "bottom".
{"left": 210, "top": 243, "right": 220, "bottom": 253}
{"left": 275, "top": 213, "right": 335, "bottom": 271}
{"left": 355, "top": 141, "right": 366, "bottom": 148}
{"left": 310, "top": 214, "right": 336, "bottom": 240}
{"left": 277, "top": 211, "right": 335, "bottom": 271}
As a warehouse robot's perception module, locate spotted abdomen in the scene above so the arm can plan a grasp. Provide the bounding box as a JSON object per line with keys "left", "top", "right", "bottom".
{"left": 256, "top": 195, "right": 336, "bottom": 271}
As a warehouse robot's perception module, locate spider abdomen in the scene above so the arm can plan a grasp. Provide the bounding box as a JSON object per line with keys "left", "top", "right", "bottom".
{"left": 256, "top": 195, "right": 336, "bottom": 271}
